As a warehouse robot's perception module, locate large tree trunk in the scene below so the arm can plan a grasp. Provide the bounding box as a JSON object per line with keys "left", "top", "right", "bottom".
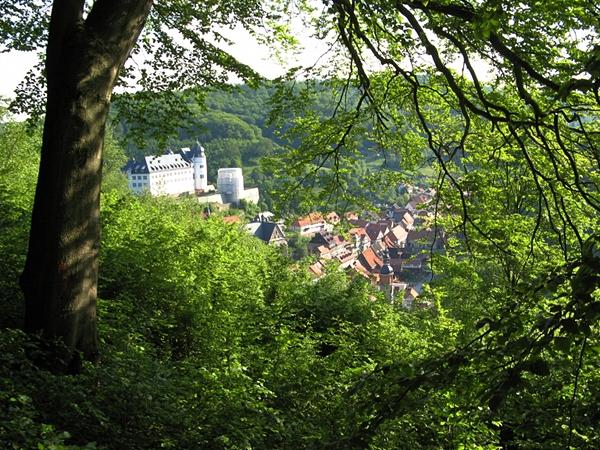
{"left": 20, "top": 0, "right": 153, "bottom": 363}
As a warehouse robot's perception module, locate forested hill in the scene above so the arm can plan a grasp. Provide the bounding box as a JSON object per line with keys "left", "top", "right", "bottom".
{"left": 115, "top": 84, "right": 283, "bottom": 181}
{"left": 113, "top": 83, "right": 410, "bottom": 211}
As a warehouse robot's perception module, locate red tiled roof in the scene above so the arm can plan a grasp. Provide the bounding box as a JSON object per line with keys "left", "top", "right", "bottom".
{"left": 348, "top": 227, "right": 368, "bottom": 237}
{"left": 293, "top": 212, "right": 324, "bottom": 227}
{"left": 359, "top": 247, "right": 383, "bottom": 272}
{"left": 222, "top": 215, "right": 241, "bottom": 224}
{"left": 317, "top": 245, "right": 332, "bottom": 258}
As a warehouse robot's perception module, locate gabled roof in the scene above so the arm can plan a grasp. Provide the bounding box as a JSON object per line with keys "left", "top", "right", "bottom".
{"left": 358, "top": 247, "right": 383, "bottom": 272}
{"left": 335, "top": 250, "right": 356, "bottom": 264}
{"left": 385, "top": 225, "right": 408, "bottom": 244}
{"left": 309, "top": 231, "right": 347, "bottom": 249}
{"left": 409, "top": 192, "right": 433, "bottom": 205}
{"left": 348, "top": 227, "right": 370, "bottom": 240}
{"left": 352, "top": 259, "right": 372, "bottom": 279}
{"left": 405, "top": 287, "right": 420, "bottom": 300}
{"left": 365, "top": 223, "right": 389, "bottom": 241}
{"left": 349, "top": 218, "right": 369, "bottom": 228}
{"left": 401, "top": 211, "right": 415, "bottom": 228}
{"left": 293, "top": 212, "right": 325, "bottom": 228}
{"left": 309, "top": 261, "right": 325, "bottom": 278}
{"left": 316, "top": 245, "right": 332, "bottom": 258}
{"left": 245, "top": 221, "right": 286, "bottom": 244}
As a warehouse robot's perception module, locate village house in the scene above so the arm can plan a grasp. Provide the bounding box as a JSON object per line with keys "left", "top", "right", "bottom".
{"left": 382, "top": 224, "right": 409, "bottom": 249}
{"left": 325, "top": 211, "right": 341, "bottom": 225}
{"left": 334, "top": 249, "right": 357, "bottom": 269}
{"left": 357, "top": 247, "right": 383, "bottom": 274}
{"left": 348, "top": 227, "right": 371, "bottom": 253}
{"left": 290, "top": 212, "right": 333, "bottom": 236}
{"left": 308, "top": 261, "right": 325, "bottom": 278}
{"left": 364, "top": 222, "right": 391, "bottom": 244}
{"left": 244, "top": 216, "right": 287, "bottom": 246}
{"left": 344, "top": 211, "right": 359, "bottom": 221}
{"left": 307, "top": 232, "right": 349, "bottom": 259}
{"left": 388, "top": 205, "right": 415, "bottom": 231}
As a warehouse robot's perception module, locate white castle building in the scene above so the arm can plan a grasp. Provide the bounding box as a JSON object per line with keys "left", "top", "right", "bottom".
{"left": 124, "top": 141, "right": 259, "bottom": 205}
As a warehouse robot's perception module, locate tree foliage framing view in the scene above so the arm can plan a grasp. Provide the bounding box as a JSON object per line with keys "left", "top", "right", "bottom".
{"left": 0, "top": 0, "right": 599, "bottom": 448}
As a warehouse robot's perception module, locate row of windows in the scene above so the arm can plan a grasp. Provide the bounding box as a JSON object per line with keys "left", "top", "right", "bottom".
{"left": 132, "top": 170, "right": 194, "bottom": 181}
{"left": 153, "top": 171, "right": 192, "bottom": 178}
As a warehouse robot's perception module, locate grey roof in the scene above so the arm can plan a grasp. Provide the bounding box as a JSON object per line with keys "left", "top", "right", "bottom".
{"left": 388, "top": 247, "right": 402, "bottom": 258}
{"left": 191, "top": 140, "right": 205, "bottom": 157}
{"left": 253, "top": 211, "right": 275, "bottom": 222}
{"left": 123, "top": 158, "right": 149, "bottom": 174}
{"left": 180, "top": 140, "right": 206, "bottom": 163}
{"left": 246, "top": 221, "right": 286, "bottom": 244}
{"left": 124, "top": 153, "right": 191, "bottom": 174}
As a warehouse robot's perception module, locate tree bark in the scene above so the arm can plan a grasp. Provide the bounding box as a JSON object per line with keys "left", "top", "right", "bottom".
{"left": 20, "top": 0, "right": 153, "bottom": 363}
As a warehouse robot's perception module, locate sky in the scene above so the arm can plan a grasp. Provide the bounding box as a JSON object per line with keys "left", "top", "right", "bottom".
{"left": 0, "top": 51, "right": 37, "bottom": 98}
{"left": 0, "top": 24, "right": 328, "bottom": 100}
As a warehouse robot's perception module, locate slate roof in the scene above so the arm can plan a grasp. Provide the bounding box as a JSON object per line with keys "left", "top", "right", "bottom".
{"left": 125, "top": 154, "right": 191, "bottom": 174}
{"left": 180, "top": 141, "right": 206, "bottom": 162}
{"left": 245, "top": 221, "right": 286, "bottom": 244}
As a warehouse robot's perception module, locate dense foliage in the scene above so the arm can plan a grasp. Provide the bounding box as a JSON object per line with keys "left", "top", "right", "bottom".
{"left": 1, "top": 118, "right": 456, "bottom": 448}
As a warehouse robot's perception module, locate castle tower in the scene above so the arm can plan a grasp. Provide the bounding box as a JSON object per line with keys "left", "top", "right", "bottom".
{"left": 379, "top": 249, "right": 395, "bottom": 300}
{"left": 217, "top": 168, "right": 244, "bottom": 204}
{"left": 192, "top": 140, "right": 208, "bottom": 192}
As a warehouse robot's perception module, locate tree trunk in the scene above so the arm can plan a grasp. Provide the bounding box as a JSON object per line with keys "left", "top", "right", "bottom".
{"left": 20, "top": 0, "right": 153, "bottom": 364}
